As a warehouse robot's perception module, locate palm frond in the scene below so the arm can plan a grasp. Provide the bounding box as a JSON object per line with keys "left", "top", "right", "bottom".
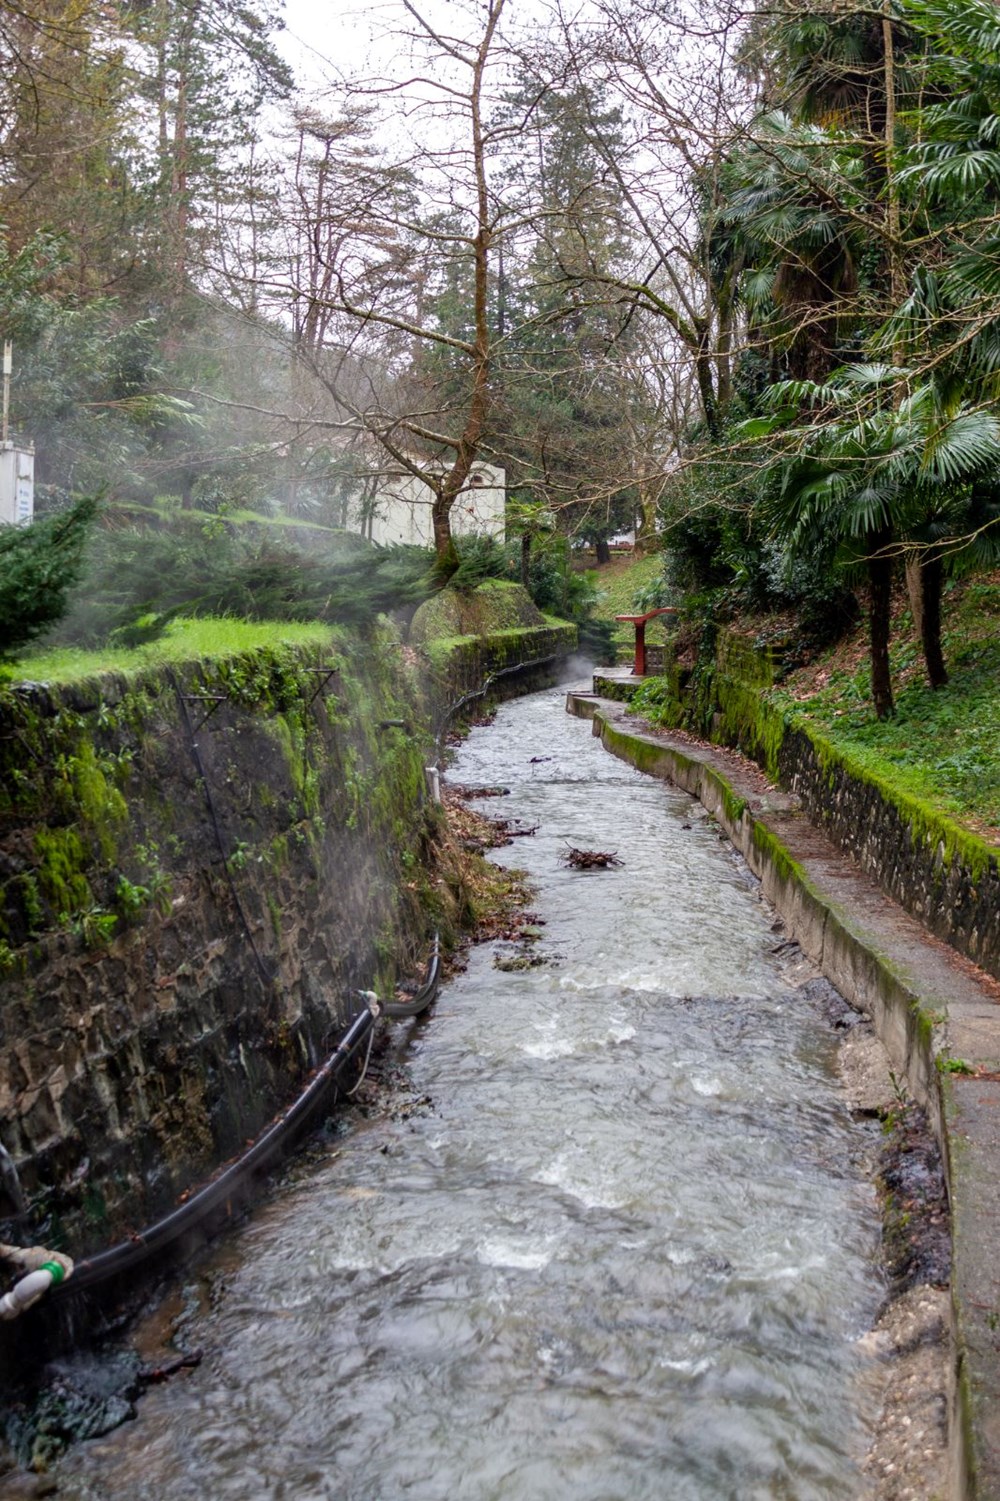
{"left": 741, "top": 267, "right": 776, "bottom": 309}
{"left": 921, "top": 409, "right": 1000, "bottom": 482}
{"left": 763, "top": 377, "right": 844, "bottom": 408}
{"left": 899, "top": 148, "right": 1000, "bottom": 196}
{"left": 906, "top": 0, "right": 1000, "bottom": 60}
{"left": 842, "top": 484, "right": 893, "bottom": 540}
{"left": 942, "top": 234, "right": 1000, "bottom": 300}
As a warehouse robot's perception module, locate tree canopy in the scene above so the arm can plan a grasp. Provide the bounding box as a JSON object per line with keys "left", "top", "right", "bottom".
{"left": 0, "top": 0, "right": 998, "bottom": 676}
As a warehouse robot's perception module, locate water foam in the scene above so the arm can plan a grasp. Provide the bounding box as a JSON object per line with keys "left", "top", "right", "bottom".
{"left": 476, "top": 1235, "right": 557, "bottom": 1271}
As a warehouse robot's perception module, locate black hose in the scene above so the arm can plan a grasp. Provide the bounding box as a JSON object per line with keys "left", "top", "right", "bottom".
{"left": 57, "top": 1004, "right": 376, "bottom": 1296}
{"left": 50, "top": 919, "right": 440, "bottom": 1296}
{"left": 435, "top": 654, "right": 558, "bottom": 757}
{"left": 381, "top": 935, "right": 442, "bottom": 1018}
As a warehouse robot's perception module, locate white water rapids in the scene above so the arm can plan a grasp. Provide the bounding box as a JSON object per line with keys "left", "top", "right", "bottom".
{"left": 54, "top": 685, "right": 884, "bottom": 1500}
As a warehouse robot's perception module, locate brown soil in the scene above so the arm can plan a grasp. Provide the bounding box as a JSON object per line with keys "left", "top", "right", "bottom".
{"left": 835, "top": 1022, "right": 951, "bottom": 1500}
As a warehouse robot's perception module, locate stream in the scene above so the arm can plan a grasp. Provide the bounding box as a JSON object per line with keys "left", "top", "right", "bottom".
{"left": 50, "top": 684, "right": 883, "bottom": 1500}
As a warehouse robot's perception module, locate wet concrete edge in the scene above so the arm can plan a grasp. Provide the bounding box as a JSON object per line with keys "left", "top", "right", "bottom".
{"left": 566, "top": 690, "right": 1000, "bottom": 1501}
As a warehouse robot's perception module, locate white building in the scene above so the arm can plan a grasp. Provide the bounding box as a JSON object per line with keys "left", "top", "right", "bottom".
{"left": 0, "top": 443, "right": 34, "bottom": 526}
{"left": 355, "top": 461, "right": 505, "bottom": 547}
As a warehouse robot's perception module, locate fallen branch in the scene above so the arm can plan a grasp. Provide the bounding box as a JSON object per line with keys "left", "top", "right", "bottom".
{"left": 138, "top": 1350, "right": 204, "bottom": 1385}
{"left": 561, "top": 845, "right": 623, "bottom": 870}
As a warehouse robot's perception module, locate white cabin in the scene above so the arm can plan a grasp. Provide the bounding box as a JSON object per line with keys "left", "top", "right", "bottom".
{"left": 0, "top": 444, "right": 34, "bottom": 525}
{"left": 356, "top": 461, "right": 505, "bottom": 547}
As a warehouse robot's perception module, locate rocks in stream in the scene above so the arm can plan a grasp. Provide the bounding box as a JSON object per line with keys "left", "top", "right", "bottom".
{"left": 3, "top": 1351, "right": 142, "bottom": 1473}
{"left": 492, "top": 939, "right": 551, "bottom": 972}
{"left": 2, "top": 1343, "right": 207, "bottom": 1478}
{"left": 878, "top": 1103, "right": 951, "bottom": 1296}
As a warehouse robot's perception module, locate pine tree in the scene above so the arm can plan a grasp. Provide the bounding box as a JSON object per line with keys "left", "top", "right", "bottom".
{"left": 0, "top": 494, "right": 98, "bottom": 659}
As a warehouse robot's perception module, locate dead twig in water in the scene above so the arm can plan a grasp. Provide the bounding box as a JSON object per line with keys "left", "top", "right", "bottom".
{"left": 561, "top": 845, "right": 623, "bottom": 870}
{"left": 138, "top": 1350, "right": 204, "bottom": 1385}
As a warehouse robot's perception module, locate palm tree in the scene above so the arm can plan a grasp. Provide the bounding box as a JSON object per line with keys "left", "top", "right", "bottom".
{"left": 759, "top": 364, "right": 1000, "bottom": 711}
{"left": 720, "top": 113, "right": 866, "bottom": 384}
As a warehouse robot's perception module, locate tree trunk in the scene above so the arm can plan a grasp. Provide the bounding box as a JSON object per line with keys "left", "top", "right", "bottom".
{"left": 520, "top": 532, "right": 531, "bottom": 589}
{"left": 904, "top": 554, "right": 924, "bottom": 640}
{"left": 429, "top": 1, "right": 503, "bottom": 581}
{"left": 920, "top": 553, "right": 948, "bottom": 688}
{"left": 635, "top": 483, "right": 658, "bottom": 553}
{"left": 595, "top": 537, "right": 611, "bottom": 566}
{"left": 694, "top": 337, "right": 720, "bottom": 442}
{"left": 882, "top": 3, "right": 904, "bottom": 308}
{"left": 715, "top": 274, "right": 737, "bottom": 420}
{"left": 868, "top": 530, "right": 894, "bottom": 718}
{"left": 431, "top": 493, "right": 459, "bottom": 583}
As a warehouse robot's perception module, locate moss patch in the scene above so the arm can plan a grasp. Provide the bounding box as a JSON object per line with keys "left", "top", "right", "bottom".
{"left": 34, "top": 827, "right": 92, "bottom": 917}
{"left": 410, "top": 581, "right": 546, "bottom": 645}
{"left": 10, "top": 617, "right": 334, "bottom": 686}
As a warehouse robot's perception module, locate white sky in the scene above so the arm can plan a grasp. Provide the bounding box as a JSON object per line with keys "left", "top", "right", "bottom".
{"left": 277, "top": 0, "right": 498, "bottom": 94}
{"left": 277, "top": 0, "right": 376, "bottom": 89}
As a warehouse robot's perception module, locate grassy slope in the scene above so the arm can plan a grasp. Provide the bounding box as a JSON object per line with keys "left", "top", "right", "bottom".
{"left": 772, "top": 571, "right": 1000, "bottom": 837}
{"left": 7, "top": 618, "right": 335, "bottom": 685}
{"left": 115, "top": 500, "right": 350, "bottom": 535}
{"left": 587, "top": 553, "right": 667, "bottom": 655}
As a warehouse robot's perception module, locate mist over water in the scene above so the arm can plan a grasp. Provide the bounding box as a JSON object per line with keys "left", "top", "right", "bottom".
{"left": 55, "top": 685, "right": 882, "bottom": 1501}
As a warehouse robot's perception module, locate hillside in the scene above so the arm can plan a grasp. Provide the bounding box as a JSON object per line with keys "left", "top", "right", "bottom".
{"left": 768, "top": 571, "right": 1000, "bottom": 840}
{"left": 586, "top": 552, "right": 670, "bottom": 659}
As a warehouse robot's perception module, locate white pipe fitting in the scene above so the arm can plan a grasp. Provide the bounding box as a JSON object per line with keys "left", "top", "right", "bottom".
{"left": 1, "top": 1265, "right": 58, "bottom": 1319}
{"left": 0, "top": 1251, "right": 73, "bottom": 1319}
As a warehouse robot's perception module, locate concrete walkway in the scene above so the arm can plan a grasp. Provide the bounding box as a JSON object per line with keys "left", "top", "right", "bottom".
{"left": 567, "top": 689, "right": 1000, "bottom": 1501}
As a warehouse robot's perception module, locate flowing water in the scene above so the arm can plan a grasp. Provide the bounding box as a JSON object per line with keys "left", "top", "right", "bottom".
{"left": 54, "top": 686, "right": 882, "bottom": 1501}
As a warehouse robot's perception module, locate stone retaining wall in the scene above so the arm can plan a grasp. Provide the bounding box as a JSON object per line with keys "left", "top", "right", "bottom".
{"left": 424, "top": 621, "right": 577, "bottom": 728}
{"left": 0, "top": 617, "right": 575, "bottom": 1256}
{"left": 777, "top": 725, "right": 1000, "bottom": 978}
{"left": 619, "top": 630, "right": 1000, "bottom": 983}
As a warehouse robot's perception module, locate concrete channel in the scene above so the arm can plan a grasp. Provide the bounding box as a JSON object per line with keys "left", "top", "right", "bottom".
{"left": 566, "top": 689, "right": 1000, "bottom": 1501}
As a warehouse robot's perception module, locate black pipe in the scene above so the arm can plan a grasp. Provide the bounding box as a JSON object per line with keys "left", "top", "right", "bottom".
{"left": 436, "top": 654, "right": 559, "bottom": 756}
{"left": 380, "top": 935, "right": 441, "bottom": 1018}
{"left": 56, "top": 1004, "right": 376, "bottom": 1297}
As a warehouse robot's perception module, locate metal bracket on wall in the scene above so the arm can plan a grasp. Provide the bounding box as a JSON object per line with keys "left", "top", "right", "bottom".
{"left": 301, "top": 665, "right": 341, "bottom": 709}
{"left": 180, "top": 694, "right": 228, "bottom": 734}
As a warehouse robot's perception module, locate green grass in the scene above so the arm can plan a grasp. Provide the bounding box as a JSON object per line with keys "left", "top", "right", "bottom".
{"left": 213, "top": 509, "right": 343, "bottom": 532}
{"left": 7, "top": 617, "right": 335, "bottom": 685}
{"left": 589, "top": 553, "right": 670, "bottom": 654}
{"left": 777, "top": 577, "right": 1000, "bottom": 834}
{"left": 113, "top": 498, "right": 363, "bottom": 538}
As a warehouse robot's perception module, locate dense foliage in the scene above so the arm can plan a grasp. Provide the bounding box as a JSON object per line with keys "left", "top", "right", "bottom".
{"left": 0, "top": 495, "right": 98, "bottom": 659}
{"left": 1, "top": 0, "right": 999, "bottom": 683}
{"left": 668, "top": 0, "right": 1000, "bottom": 712}
{"left": 51, "top": 521, "right": 434, "bottom": 646}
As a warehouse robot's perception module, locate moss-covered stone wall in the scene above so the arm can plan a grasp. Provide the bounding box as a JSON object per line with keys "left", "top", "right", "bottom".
{"left": 0, "top": 626, "right": 437, "bottom": 1251}
{"left": 775, "top": 724, "right": 1000, "bottom": 977}
{"left": 635, "top": 630, "right": 1000, "bottom": 981}
{"left": 0, "top": 605, "right": 576, "bottom": 1255}
{"left": 411, "top": 582, "right": 577, "bottom": 728}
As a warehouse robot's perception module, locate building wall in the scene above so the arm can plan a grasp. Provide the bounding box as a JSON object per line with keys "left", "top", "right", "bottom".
{"left": 359, "top": 464, "right": 505, "bottom": 547}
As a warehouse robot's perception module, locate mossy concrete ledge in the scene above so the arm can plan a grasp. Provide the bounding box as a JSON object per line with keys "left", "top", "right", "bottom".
{"left": 411, "top": 583, "right": 577, "bottom": 721}
{"left": 567, "top": 690, "right": 1000, "bottom": 1501}
{"left": 629, "top": 627, "right": 1000, "bottom": 984}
